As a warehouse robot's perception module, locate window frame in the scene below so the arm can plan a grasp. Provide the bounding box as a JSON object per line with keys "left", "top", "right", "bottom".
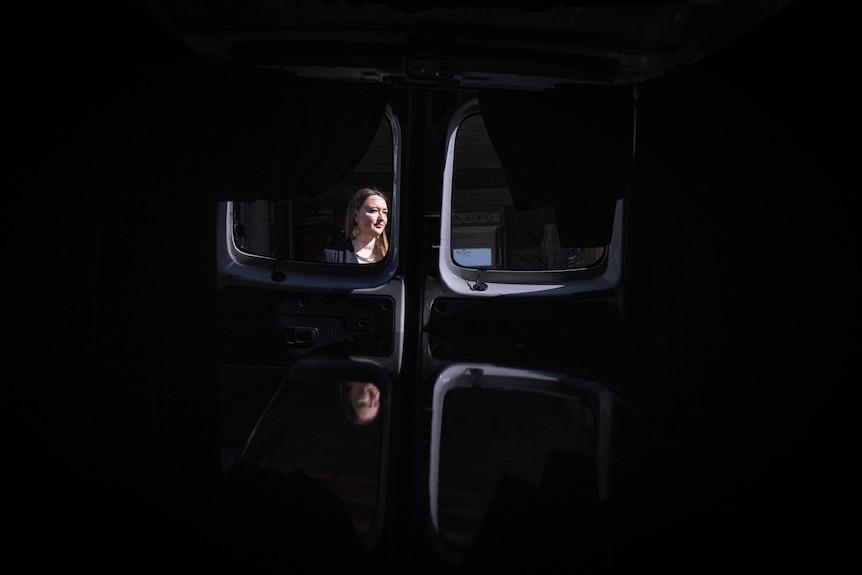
{"left": 216, "top": 107, "right": 401, "bottom": 292}
{"left": 427, "top": 362, "right": 614, "bottom": 562}
{"left": 439, "top": 99, "right": 625, "bottom": 296}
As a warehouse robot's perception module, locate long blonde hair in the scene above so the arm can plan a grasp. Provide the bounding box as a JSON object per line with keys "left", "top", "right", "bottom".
{"left": 345, "top": 187, "right": 389, "bottom": 261}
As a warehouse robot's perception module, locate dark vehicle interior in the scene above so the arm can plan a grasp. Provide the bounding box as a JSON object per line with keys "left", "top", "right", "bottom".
{"left": 12, "top": 1, "right": 852, "bottom": 573}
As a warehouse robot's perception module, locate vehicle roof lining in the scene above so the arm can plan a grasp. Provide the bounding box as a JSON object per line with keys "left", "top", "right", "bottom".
{"left": 135, "top": 0, "right": 794, "bottom": 84}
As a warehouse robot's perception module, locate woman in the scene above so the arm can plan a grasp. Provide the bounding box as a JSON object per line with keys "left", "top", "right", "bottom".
{"left": 339, "top": 380, "right": 382, "bottom": 424}
{"left": 318, "top": 187, "right": 390, "bottom": 264}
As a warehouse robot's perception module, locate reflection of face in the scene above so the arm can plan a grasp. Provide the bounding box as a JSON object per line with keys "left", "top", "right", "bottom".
{"left": 346, "top": 381, "right": 381, "bottom": 423}
{"left": 354, "top": 195, "right": 388, "bottom": 241}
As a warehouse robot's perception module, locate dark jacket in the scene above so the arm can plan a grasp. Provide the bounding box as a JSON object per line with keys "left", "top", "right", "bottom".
{"left": 317, "top": 239, "right": 360, "bottom": 263}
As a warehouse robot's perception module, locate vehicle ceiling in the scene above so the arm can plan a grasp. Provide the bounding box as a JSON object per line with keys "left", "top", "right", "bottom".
{"left": 132, "top": 0, "right": 796, "bottom": 87}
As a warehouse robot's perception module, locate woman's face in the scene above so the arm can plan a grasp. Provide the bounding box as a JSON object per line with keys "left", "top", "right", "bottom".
{"left": 354, "top": 194, "right": 388, "bottom": 240}
{"left": 346, "top": 381, "right": 381, "bottom": 423}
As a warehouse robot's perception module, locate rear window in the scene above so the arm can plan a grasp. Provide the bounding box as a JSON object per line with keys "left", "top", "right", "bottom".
{"left": 216, "top": 110, "right": 399, "bottom": 292}
{"left": 451, "top": 113, "right": 605, "bottom": 271}
{"left": 230, "top": 116, "right": 395, "bottom": 262}
{"left": 439, "top": 99, "right": 624, "bottom": 296}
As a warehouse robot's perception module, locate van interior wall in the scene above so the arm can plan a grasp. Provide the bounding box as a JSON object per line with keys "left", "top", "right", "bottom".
{"left": 615, "top": 6, "right": 851, "bottom": 566}
{"left": 12, "top": 1, "right": 851, "bottom": 568}
{"left": 10, "top": 4, "right": 222, "bottom": 559}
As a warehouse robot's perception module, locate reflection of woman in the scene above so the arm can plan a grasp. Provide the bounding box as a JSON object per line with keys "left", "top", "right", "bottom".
{"left": 318, "top": 187, "right": 390, "bottom": 264}
{"left": 339, "top": 381, "right": 381, "bottom": 424}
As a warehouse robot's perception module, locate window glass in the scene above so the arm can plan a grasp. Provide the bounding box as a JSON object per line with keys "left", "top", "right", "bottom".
{"left": 230, "top": 115, "right": 394, "bottom": 262}
{"left": 230, "top": 374, "right": 387, "bottom": 545}
{"left": 451, "top": 113, "right": 605, "bottom": 270}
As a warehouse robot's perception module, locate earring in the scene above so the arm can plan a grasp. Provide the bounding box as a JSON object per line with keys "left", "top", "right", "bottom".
{"left": 351, "top": 223, "right": 358, "bottom": 239}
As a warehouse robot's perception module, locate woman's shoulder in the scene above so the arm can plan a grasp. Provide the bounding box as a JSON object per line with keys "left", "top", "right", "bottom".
{"left": 317, "top": 239, "right": 354, "bottom": 262}
{"left": 326, "top": 239, "right": 353, "bottom": 253}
